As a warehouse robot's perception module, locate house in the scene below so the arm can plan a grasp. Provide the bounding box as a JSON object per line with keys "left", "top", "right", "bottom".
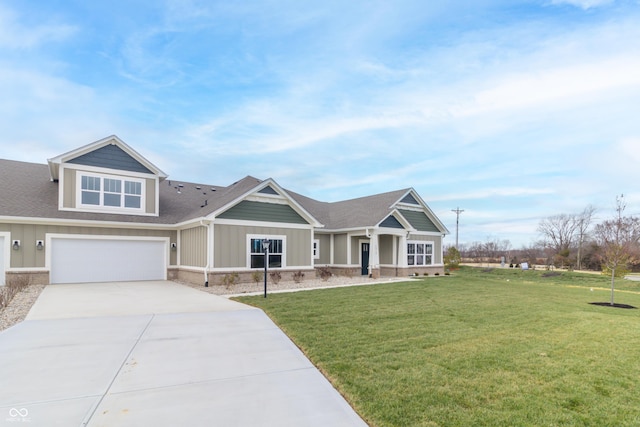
{"left": 0, "top": 136, "right": 449, "bottom": 286}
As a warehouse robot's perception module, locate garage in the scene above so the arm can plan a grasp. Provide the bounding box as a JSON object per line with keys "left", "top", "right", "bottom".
{"left": 49, "top": 236, "right": 167, "bottom": 284}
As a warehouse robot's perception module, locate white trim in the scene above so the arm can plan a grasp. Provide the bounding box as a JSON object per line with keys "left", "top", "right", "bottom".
{"left": 407, "top": 240, "right": 435, "bottom": 267}
{"left": 214, "top": 218, "right": 314, "bottom": 230}
{"left": 0, "top": 232, "right": 9, "bottom": 286}
{"left": 75, "top": 171, "right": 146, "bottom": 215}
{"left": 4, "top": 267, "right": 49, "bottom": 273}
{"left": 63, "top": 162, "right": 158, "bottom": 180}
{"left": 47, "top": 135, "right": 168, "bottom": 181}
{"left": 0, "top": 215, "right": 177, "bottom": 229}
{"left": 313, "top": 239, "right": 320, "bottom": 260}
{"left": 246, "top": 234, "right": 287, "bottom": 269}
{"left": 209, "top": 178, "right": 323, "bottom": 228}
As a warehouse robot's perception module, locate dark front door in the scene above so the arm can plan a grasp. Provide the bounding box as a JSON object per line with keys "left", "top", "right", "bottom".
{"left": 361, "top": 243, "right": 370, "bottom": 276}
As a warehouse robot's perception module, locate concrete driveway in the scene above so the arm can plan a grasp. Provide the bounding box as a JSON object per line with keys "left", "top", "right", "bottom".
{"left": 0, "top": 281, "right": 367, "bottom": 427}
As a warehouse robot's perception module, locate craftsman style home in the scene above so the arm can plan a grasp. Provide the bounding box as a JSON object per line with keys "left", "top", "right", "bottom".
{"left": 0, "top": 136, "right": 449, "bottom": 286}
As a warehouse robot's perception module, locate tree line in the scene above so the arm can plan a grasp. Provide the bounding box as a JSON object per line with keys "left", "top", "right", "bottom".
{"left": 452, "top": 195, "right": 640, "bottom": 274}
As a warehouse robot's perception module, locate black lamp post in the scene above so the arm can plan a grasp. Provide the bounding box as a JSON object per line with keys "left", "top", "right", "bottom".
{"left": 262, "top": 240, "right": 270, "bottom": 298}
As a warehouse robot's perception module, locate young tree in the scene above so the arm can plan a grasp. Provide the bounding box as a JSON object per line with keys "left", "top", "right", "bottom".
{"left": 444, "top": 246, "right": 461, "bottom": 270}
{"left": 594, "top": 195, "right": 640, "bottom": 305}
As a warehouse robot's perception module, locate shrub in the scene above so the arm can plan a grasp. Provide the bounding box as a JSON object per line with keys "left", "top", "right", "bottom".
{"left": 221, "top": 273, "right": 239, "bottom": 288}
{"left": 423, "top": 272, "right": 429, "bottom": 276}
{"left": 0, "top": 275, "right": 32, "bottom": 310}
{"left": 317, "top": 266, "right": 332, "bottom": 282}
{"left": 269, "top": 271, "right": 282, "bottom": 285}
{"left": 251, "top": 271, "right": 263, "bottom": 284}
{"left": 293, "top": 271, "right": 305, "bottom": 284}
{"left": 444, "top": 247, "right": 461, "bottom": 270}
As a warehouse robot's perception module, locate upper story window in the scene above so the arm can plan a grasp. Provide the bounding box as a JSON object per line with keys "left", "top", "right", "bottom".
{"left": 78, "top": 173, "right": 144, "bottom": 213}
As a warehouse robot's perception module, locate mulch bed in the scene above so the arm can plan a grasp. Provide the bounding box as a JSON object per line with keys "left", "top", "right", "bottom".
{"left": 589, "top": 302, "right": 637, "bottom": 309}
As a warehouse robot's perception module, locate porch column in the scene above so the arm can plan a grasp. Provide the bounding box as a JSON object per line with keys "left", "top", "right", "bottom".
{"left": 369, "top": 232, "right": 380, "bottom": 279}
{"left": 398, "top": 234, "right": 408, "bottom": 268}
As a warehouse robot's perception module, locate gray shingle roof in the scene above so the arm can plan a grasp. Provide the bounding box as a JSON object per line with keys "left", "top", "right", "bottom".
{"left": 0, "top": 159, "right": 261, "bottom": 225}
{"left": 1, "top": 158, "right": 444, "bottom": 233}
{"left": 286, "top": 188, "right": 410, "bottom": 230}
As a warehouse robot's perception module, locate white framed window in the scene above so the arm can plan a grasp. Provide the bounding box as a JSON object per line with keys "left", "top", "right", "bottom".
{"left": 248, "top": 235, "right": 286, "bottom": 269}
{"left": 313, "top": 239, "right": 320, "bottom": 260}
{"left": 407, "top": 241, "right": 433, "bottom": 266}
{"left": 77, "top": 173, "right": 144, "bottom": 213}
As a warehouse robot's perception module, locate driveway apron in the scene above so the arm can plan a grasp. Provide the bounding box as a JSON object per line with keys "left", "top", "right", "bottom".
{"left": 0, "top": 281, "right": 367, "bottom": 426}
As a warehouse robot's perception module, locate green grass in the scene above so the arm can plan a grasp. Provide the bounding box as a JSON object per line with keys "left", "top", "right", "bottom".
{"left": 234, "top": 267, "right": 640, "bottom": 426}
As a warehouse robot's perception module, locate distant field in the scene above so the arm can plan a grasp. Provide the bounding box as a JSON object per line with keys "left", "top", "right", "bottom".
{"left": 235, "top": 267, "right": 640, "bottom": 426}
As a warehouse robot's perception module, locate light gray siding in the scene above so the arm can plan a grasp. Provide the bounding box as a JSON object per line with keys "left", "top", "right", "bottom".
{"left": 180, "top": 226, "right": 207, "bottom": 267}
{"left": 333, "top": 233, "right": 347, "bottom": 264}
{"left": 315, "top": 234, "right": 331, "bottom": 264}
{"left": 408, "top": 233, "right": 443, "bottom": 264}
{"left": 213, "top": 224, "right": 312, "bottom": 269}
{"left": 379, "top": 235, "right": 394, "bottom": 264}
{"left": 0, "top": 223, "right": 177, "bottom": 269}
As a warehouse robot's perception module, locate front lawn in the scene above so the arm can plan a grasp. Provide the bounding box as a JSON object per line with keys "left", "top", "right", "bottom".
{"left": 235, "top": 267, "right": 640, "bottom": 426}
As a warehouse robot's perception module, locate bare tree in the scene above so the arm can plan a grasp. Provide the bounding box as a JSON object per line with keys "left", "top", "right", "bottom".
{"left": 575, "top": 205, "right": 596, "bottom": 270}
{"left": 594, "top": 195, "right": 640, "bottom": 305}
{"left": 537, "top": 213, "right": 579, "bottom": 266}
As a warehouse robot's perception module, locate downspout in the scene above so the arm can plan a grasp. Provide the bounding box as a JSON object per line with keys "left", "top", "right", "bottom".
{"left": 200, "top": 219, "right": 210, "bottom": 287}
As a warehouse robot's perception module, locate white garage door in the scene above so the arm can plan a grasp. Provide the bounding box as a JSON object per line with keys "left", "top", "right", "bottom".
{"left": 0, "top": 236, "right": 5, "bottom": 286}
{"left": 50, "top": 237, "right": 167, "bottom": 284}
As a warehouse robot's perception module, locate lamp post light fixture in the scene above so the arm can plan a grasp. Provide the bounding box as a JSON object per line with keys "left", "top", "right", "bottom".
{"left": 262, "top": 240, "right": 271, "bottom": 298}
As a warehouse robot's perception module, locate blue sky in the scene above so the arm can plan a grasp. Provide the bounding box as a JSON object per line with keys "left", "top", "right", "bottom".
{"left": 2, "top": 0, "right": 640, "bottom": 247}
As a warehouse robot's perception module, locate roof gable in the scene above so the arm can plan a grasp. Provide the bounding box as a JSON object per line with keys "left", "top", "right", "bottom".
{"left": 48, "top": 135, "right": 167, "bottom": 181}
{"left": 68, "top": 144, "right": 153, "bottom": 174}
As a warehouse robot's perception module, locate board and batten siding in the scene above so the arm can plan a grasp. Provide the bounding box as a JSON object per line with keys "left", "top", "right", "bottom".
{"left": 180, "top": 226, "right": 208, "bottom": 268}
{"left": 333, "top": 233, "right": 348, "bottom": 264}
{"left": 379, "top": 235, "right": 394, "bottom": 264}
{"left": 408, "top": 233, "right": 443, "bottom": 264}
{"left": 0, "top": 223, "right": 176, "bottom": 269}
{"left": 315, "top": 234, "right": 331, "bottom": 264}
{"left": 213, "top": 224, "right": 312, "bottom": 269}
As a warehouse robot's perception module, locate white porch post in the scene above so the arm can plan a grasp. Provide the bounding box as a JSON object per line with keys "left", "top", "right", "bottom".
{"left": 398, "top": 234, "right": 408, "bottom": 268}
{"left": 369, "top": 232, "right": 380, "bottom": 278}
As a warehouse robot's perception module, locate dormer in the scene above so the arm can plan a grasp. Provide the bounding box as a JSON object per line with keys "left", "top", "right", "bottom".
{"left": 47, "top": 135, "right": 168, "bottom": 217}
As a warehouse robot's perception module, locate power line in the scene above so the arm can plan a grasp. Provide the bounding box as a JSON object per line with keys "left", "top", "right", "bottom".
{"left": 451, "top": 207, "right": 464, "bottom": 248}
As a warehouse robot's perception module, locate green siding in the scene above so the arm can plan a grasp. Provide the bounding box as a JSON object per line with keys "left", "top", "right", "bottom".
{"left": 398, "top": 209, "right": 439, "bottom": 232}
{"left": 379, "top": 215, "right": 404, "bottom": 229}
{"left": 218, "top": 201, "right": 308, "bottom": 224}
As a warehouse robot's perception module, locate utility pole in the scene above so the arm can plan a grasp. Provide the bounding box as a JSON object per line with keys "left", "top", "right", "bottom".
{"left": 451, "top": 207, "right": 464, "bottom": 248}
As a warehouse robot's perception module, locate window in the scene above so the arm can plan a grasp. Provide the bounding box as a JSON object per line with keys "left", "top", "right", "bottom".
{"left": 250, "top": 237, "right": 284, "bottom": 268}
{"left": 313, "top": 239, "right": 320, "bottom": 260}
{"left": 407, "top": 242, "right": 433, "bottom": 266}
{"left": 78, "top": 173, "right": 144, "bottom": 212}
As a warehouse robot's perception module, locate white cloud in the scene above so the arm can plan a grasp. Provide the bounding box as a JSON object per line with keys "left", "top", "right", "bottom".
{"left": 0, "top": 4, "right": 76, "bottom": 49}
{"left": 549, "top": 0, "right": 615, "bottom": 9}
